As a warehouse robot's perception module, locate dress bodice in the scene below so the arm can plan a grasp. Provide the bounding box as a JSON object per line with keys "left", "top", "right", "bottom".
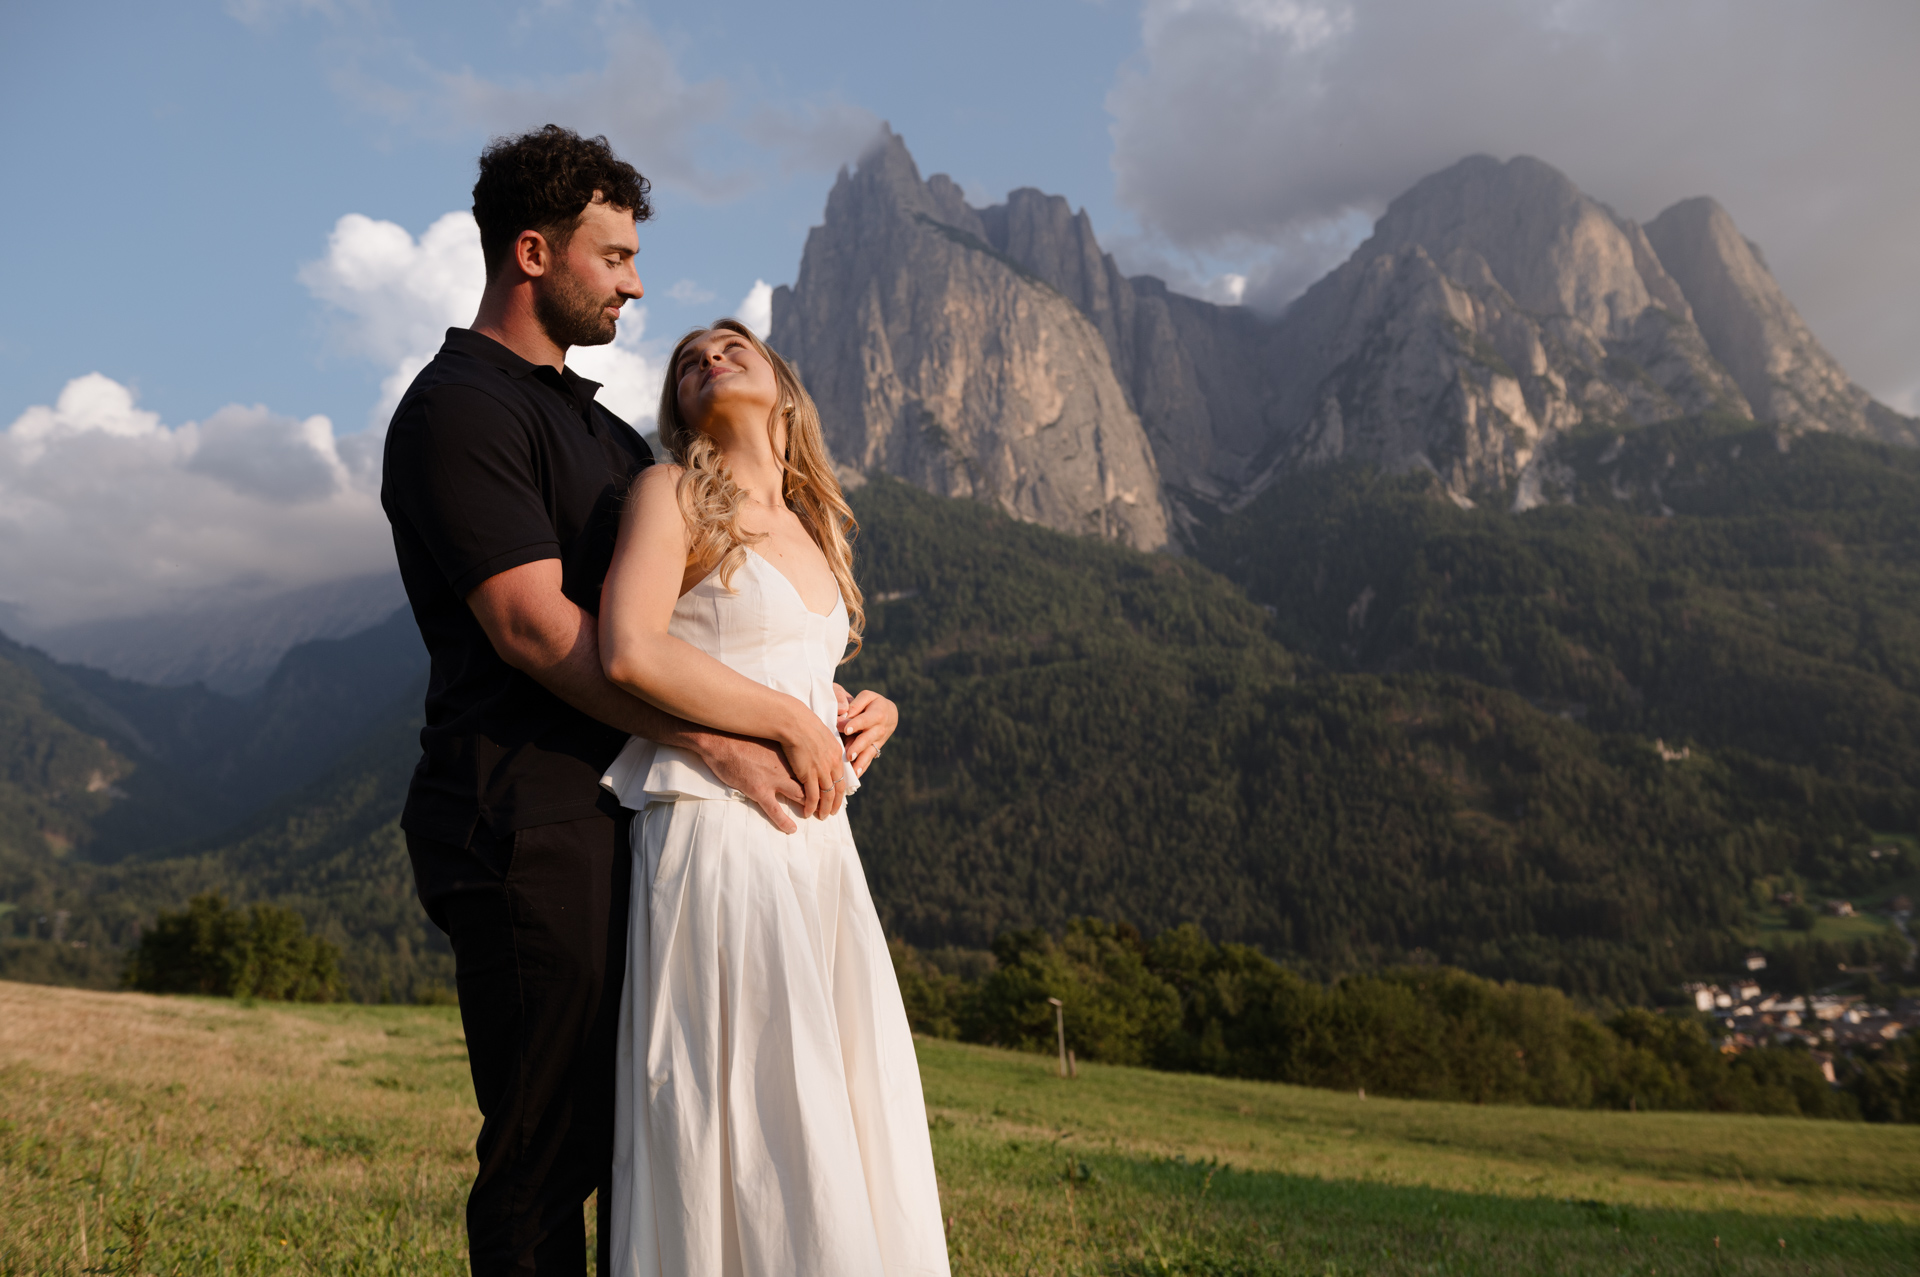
{"left": 601, "top": 549, "right": 855, "bottom": 806}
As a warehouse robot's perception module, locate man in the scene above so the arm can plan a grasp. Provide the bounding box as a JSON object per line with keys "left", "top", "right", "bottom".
{"left": 381, "top": 125, "right": 836, "bottom": 1276}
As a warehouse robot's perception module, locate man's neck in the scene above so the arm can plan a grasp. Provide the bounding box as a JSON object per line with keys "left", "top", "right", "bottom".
{"left": 472, "top": 286, "right": 566, "bottom": 372}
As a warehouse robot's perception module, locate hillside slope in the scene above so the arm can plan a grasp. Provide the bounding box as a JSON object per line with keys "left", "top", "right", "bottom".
{"left": 7, "top": 461, "right": 1916, "bottom": 1003}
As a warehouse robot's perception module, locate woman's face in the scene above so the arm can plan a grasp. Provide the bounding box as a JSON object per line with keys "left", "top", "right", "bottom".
{"left": 674, "top": 328, "right": 778, "bottom": 433}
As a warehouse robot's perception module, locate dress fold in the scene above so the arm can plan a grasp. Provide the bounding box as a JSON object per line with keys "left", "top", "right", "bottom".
{"left": 606, "top": 551, "right": 949, "bottom": 1277}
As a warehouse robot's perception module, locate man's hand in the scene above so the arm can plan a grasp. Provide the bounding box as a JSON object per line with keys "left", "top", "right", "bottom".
{"left": 700, "top": 734, "right": 811, "bottom": 833}
{"left": 467, "top": 560, "right": 819, "bottom": 827}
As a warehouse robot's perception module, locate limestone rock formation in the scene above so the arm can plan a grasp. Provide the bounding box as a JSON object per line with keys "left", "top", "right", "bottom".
{"left": 968, "top": 187, "right": 1282, "bottom": 509}
{"left": 773, "top": 133, "right": 1915, "bottom": 538}
{"left": 1263, "top": 155, "right": 1754, "bottom": 508}
{"left": 769, "top": 130, "right": 1169, "bottom": 550}
{"left": 1644, "top": 198, "right": 1919, "bottom": 447}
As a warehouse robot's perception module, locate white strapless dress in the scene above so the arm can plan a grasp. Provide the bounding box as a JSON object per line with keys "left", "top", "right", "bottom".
{"left": 600, "top": 550, "right": 950, "bottom": 1277}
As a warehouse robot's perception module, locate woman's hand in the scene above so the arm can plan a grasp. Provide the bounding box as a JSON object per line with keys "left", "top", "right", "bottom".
{"left": 775, "top": 699, "right": 850, "bottom": 819}
{"left": 838, "top": 689, "right": 899, "bottom": 777}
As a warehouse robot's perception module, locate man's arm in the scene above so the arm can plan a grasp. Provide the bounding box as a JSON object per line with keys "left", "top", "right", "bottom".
{"left": 466, "top": 558, "right": 814, "bottom": 831}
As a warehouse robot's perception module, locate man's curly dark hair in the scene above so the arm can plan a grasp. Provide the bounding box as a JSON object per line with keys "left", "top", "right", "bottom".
{"left": 472, "top": 124, "right": 653, "bottom": 280}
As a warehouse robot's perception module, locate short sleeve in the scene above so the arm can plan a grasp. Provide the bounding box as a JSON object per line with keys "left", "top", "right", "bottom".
{"left": 383, "top": 383, "right": 560, "bottom": 597}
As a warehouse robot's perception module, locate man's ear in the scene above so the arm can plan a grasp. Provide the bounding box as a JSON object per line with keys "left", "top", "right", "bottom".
{"left": 514, "top": 229, "right": 552, "bottom": 279}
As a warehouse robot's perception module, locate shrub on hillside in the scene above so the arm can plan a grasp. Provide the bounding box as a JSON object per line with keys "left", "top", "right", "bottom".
{"left": 125, "top": 893, "right": 341, "bottom": 1001}
{"left": 960, "top": 920, "right": 1181, "bottom": 1066}
{"left": 895, "top": 917, "right": 1865, "bottom": 1121}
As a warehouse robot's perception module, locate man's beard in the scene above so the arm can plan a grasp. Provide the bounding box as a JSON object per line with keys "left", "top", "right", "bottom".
{"left": 534, "top": 260, "right": 620, "bottom": 349}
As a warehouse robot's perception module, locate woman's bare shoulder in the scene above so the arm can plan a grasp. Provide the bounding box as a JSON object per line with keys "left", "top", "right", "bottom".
{"left": 636, "top": 460, "right": 685, "bottom": 488}
{"left": 621, "top": 462, "right": 688, "bottom": 536}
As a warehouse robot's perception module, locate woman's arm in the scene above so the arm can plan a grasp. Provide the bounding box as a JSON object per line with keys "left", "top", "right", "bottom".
{"left": 600, "top": 464, "right": 847, "bottom": 815}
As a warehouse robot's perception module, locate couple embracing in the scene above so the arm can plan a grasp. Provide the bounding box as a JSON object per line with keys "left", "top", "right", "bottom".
{"left": 381, "top": 125, "right": 950, "bottom": 1277}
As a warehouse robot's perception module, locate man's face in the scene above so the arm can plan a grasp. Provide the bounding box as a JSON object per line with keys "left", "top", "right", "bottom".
{"left": 533, "top": 197, "right": 643, "bottom": 350}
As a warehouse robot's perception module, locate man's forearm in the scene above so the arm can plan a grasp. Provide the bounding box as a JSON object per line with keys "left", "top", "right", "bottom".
{"left": 517, "top": 597, "right": 736, "bottom": 751}
{"left": 467, "top": 557, "right": 814, "bottom": 823}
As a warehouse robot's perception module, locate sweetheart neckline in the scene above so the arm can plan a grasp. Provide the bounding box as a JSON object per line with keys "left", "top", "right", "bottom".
{"left": 744, "top": 547, "right": 845, "bottom": 620}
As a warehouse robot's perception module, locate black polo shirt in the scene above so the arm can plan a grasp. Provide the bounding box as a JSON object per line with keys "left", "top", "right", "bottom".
{"left": 381, "top": 327, "right": 653, "bottom": 844}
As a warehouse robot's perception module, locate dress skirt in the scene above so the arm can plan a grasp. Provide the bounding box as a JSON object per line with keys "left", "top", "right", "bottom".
{"left": 610, "top": 796, "right": 950, "bottom": 1277}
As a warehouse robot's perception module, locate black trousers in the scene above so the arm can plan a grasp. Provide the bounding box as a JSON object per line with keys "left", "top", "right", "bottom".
{"left": 408, "top": 811, "right": 632, "bottom": 1277}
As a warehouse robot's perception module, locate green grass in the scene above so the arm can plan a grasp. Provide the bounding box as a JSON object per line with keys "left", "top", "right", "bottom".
{"left": 921, "top": 1041, "right": 1920, "bottom": 1274}
{"left": 1752, "top": 906, "right": 1899, "bottom": 947}
{"left": 3, "top": 982, "right": 1918, "bottom": 1274}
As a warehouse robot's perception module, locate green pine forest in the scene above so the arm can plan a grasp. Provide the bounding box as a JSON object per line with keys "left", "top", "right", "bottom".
{"left": 2, "top": 415, "right": 1917, "bottom": 1030}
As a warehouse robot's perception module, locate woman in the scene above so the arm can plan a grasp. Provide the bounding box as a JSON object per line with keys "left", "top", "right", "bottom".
{"left": 597, "top": 319, "right": 950, "bottom": 1277}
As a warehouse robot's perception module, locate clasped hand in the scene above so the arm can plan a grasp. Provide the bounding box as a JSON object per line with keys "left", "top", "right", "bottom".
{"left": 704, "top": 684, "right": 898, "bottom": 834}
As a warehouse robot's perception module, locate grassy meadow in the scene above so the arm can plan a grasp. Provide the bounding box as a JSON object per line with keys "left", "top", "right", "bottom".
{"left": 2, "top": 981, "right": 1917, "bottom": 1275}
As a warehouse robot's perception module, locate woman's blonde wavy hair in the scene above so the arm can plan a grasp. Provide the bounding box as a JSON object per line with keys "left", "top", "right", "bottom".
{"left": 656, "top": 319, "right": 863, "bottom": 661}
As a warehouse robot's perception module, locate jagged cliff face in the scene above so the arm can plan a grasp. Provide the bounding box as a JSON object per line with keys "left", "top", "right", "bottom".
{"left": 1269, "top": 155, "right": 1755, "bottom": 507}
{"left": 1644, "top": 198, "right": 1920, "bottom": 447}
{"left": 770, "top": 132, "right": 1169, "bottom": 550}
{"left": 775, "top": 134, "right": 1915, "bottom": 536}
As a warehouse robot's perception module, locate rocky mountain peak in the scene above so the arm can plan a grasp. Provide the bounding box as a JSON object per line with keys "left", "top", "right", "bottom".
{"left": 1362, "top": 155, "right": 1691, "bottom": 337}
{"left": 777, "top": 132, "right": 1915, "bottom": 538}
{"left": 825, "top": 126, "right": 932, "bottom": 219}
{"left": 773, "top": 129, "right": 1170, "bottom": 550}
{"left": 1643, "top": 197, "right": 1914, "bottom": 444}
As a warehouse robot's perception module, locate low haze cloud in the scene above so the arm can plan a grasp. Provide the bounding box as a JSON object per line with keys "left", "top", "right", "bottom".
{"left": 315, "top": 10, "right": 880, "bottom": 204}
{"left": 1109, "top": 0, "right": 1920, "bottom": 409}
{"left": 1, "top": 375, "right": 390, "bottom": 628}
{"left": 437, "top": 24, "right": 749, "bottom": 203}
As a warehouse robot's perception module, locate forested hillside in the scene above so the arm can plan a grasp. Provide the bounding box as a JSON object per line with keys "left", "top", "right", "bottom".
{"left": 844, "top": 474, "right": 1912, "bottom": 1001}
{"left": 0, "top": 616, "right": 431, "bottom": 991}
{"left": 4, "top": 436, "right": 1916, "bottom": 1005}
{"left": 1195, "top": 416, "right": 1920, "bottom": 827}
{"left": 0, "top": 612, "right": 425, "bottom": 861}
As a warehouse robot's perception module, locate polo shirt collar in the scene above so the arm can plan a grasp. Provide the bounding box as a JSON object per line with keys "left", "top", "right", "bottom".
{"left": 441, "top": 327, "right": 605, "bottom": 399}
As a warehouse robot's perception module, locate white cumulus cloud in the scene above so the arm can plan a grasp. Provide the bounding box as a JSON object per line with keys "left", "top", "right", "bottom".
{"left": 567, "top": 312, "right": 666, "bottom": 431}
{"left": 299, "top": 209, "right": 665, "bottom": 432}
{"left": 299, "top": 210, "right": 484, "bottom": 431}
{"left": 1, "top": 375, "right": 390, "bottom": 629}
{"left": 736, "top": 280, "right": 773, "bottom": 338}
{"left": 1107, "top": 0, "right": 1920, "bottom": 404}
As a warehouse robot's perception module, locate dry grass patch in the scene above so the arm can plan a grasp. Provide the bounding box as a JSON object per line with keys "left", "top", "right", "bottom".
{"left": 0, "top": 981, "right": 478, "bottom": 1273}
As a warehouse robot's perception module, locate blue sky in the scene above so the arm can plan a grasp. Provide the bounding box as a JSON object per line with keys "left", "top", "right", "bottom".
{"left": 0, "top": 0, "right": 1143, "bottom": 435}
{"left": 2, "top": 0, "right": 1915, "bottom": 629}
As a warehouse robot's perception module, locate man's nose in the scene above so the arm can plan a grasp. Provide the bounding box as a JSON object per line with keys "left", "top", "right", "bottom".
{"left": 621, "top": 263, "right": 644, "bottom": 299}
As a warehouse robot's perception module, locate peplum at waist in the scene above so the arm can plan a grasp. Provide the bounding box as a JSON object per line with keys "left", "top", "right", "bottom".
{"left": 601, "top": 738, "right": 735, "bottom": 806}
{"left": 599, "top": 731, "right": 862, "bottom": 810}
{"left": 599, "top": 650, "right": 861, "bottom": 809}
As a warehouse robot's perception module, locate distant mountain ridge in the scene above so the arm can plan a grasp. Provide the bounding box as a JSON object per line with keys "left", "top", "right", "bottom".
{"left": 27, "top": 138, "right": 1908, "bottom": 692}
{"left": 25, "top": 571, "right": 407, "bottom": 695}
{"left": 0, "top": 606, "right": 426, "bottom": 862}
{"left": 775, "top": 131, "right": 1917, "bottom": 532}
{"left": 7, "top": 134, "right": 1919, "bottom": 1011}
{"left": 9, "top": 451, "right": 1918, "bottom": 1006}
{"left": 771, "top": 135, "right": 1171, "bottom": 550}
